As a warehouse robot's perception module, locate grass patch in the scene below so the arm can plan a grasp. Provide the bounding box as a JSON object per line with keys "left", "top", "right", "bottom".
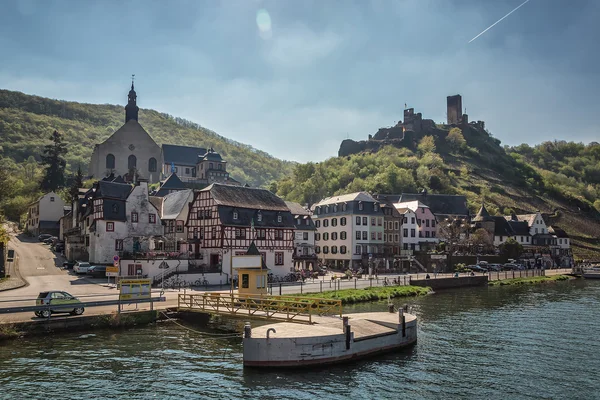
{"left": 298, "top": 285, "right": 431, "bottom": 304}
{"left": 0, "top": 322, "right": 22, "bottom": 342}
{"left": 488, "top": 275, "right": 572, "bottom": 286}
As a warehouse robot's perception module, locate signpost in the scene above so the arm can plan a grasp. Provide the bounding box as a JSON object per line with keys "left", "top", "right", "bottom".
{"left": 118, "top": 278, "right": 152, "bottom": 312}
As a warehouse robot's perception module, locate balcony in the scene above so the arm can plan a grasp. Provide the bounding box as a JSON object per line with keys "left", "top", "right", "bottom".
{"left": 119, "top": 251, "right": 190, "bottom": 260}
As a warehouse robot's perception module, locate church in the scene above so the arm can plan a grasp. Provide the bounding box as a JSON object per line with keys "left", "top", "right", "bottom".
{"left": 88, "top": 81, "right": 163, "bottom": 183}
{"left": 88, "top": 81, "right": 241, "bottom": 189}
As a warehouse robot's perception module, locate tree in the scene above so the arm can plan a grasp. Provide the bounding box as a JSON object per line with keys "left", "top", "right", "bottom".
{"left": 499, "top": 238, "right": 523, "bottom": 260}
{"left": 41, "top": 130, "right": 67, "bottom": 192}
{"left": 69, "top": 165, "right": 84, "bottom": 204}
{"left": 417, "top": 135, "right": 436, "bottom": 154}
{"left": 470, "top": 228, "right": 493, "bottom": 253}
{"left": 446, "top": 127, "right": 466, "bottom": 150}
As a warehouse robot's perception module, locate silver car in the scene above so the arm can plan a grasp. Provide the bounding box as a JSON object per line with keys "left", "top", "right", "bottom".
{"left": 73, "top": 262, "right": 91, "bottom": 274}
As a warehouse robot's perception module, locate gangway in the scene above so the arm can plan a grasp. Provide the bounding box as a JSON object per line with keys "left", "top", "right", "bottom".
{"left": 177, "top": 293, "right": 342, "bottom": 324}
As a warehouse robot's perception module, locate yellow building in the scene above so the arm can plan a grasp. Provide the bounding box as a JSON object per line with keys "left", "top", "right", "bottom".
{"left": 233, "top": 242, "right": 269, "bottom": 295}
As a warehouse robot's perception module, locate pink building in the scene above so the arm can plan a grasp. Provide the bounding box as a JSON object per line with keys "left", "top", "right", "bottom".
{"left": 395, "top": 201, "right": 438, "bottom": 248}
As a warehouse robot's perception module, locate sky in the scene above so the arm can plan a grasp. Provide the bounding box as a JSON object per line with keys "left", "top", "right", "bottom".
{"left": 1, "top": 0, "right": 599, "bottom": 162}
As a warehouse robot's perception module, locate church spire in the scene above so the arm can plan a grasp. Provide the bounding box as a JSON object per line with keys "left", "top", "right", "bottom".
{"left": 125, "top": 74, "right": 139, "bottom": 123}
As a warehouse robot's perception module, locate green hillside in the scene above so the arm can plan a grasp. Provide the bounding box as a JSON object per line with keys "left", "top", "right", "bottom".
{"left": 274, "top": 124, "right": 600, "bottom": 260}
{"left": 0, "top": 89, "right": 294, "bottom": 187}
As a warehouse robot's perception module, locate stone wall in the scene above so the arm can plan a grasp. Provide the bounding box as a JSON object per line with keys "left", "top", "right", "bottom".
{"left": 411, "top": 275, "right": 488, "bottom": 289}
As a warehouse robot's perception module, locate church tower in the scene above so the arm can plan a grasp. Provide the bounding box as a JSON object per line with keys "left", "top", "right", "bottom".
{"left": 125, "top": 78, "right": 139, "bottom": 123}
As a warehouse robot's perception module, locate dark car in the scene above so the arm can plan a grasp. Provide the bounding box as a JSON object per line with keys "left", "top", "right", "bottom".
{"left": 465, "top": 265, "right": 487, "bottom": 273}
{"left": 43, "top": 236, "right": 58, "bottom": 244}
{"left": 52, "top": 242, "right": 65, "bottom": 252}
{"left": 38, "top": 234, "right": 52, "bottom": 242}
{"left": 63, "top": 261, "right": 76, "bottom": 269}
{"left": 87, "top": 265, "right": 107, "bottom": 278}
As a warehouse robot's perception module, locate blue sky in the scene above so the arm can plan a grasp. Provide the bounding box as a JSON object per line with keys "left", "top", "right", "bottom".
{"left": 1, "top": 0, "right": 598, "bottom": 162}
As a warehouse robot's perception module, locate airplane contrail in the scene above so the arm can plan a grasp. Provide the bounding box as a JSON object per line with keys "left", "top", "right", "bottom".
{"left": 469, "top": 0, "right": 531, "bottom": 43}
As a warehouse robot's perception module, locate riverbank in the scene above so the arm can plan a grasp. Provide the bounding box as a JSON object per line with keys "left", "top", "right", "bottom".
{"left": 0, "top": 310, "right": 158, "bottom": 342}
{"left": 299, "top": 285, "right": 431, "bottom": 304}
{"left": 488, "top": 274, "right": 572, "bottom": 286}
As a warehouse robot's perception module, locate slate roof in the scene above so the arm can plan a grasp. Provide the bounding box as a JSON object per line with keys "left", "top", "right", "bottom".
{"left": 162, "top": 144, "right": 207, "bottom": 166}
{"left": 285, "top": 201, "right": 316, "bottom": 230}
{"left": 548, "top": 226, "right": 569, "bottom": 238}
{"left": 507, "top": 220, "right": 530, "bottom": 236}
{"left": 199, "top": 148, "right": 224, "bottom": 162}
{"left": 207, "top": 183, "right": 289, "bottom": 211}
{"left": 148, "top": 196, "right": 164, "bottom": 216}
{"left": 396, "top": 193, "right": 470, "bottom": 217}
{"left": 492, "top": 217, "right": 513, "bottom": 236}
{"left": 314, "top": 192, "right": 376, "bottom": 207}
{"left": 285, "top": 201, "right": 310, "bottom": 216}
{"left": 513, "top": 213, "right": 539, "bottom": 226}
{"left": 161, "top": 189, "right": 193, "bottom": 220}
{"left": 156, "top": 173, "right": 187, "bottom": 197}
{"left": 96, "top": 181, "right": 133, "bottom": 200}
{"left": 472, "top": 204, "right": 494, "bottom": 222}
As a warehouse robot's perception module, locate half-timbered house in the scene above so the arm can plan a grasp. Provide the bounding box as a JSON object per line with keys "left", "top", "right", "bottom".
{"left": 186, "top": 183, "right": 295, "bottom": 277}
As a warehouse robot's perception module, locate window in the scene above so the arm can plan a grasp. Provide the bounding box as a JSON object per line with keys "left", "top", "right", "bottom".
{"left": 323, "top": 232, "right": 329, "bottom": 241}
{"left": 499, "top": 236, "right": 504, "bottom": 241}
{"left": 425, "top": 231, "right": 430, "bottom": 238}
{"left": 106, "top": 222, "right": 114, "bottom": 232}
{"left": 342, "top": 203, "right": 347, "bottom": 212}
{"left": 275, "top": 230, "right": 283, "bottom": 240}
{"left": 535, "top": 228, "right": 538, "bottom": 234}
{"left": 303, "top": 232, "right": 308, "bottom": 240}
{"left": 341, "top": 231, "right": 347, "bottom": 240}
{"left": 131, "top": 212, "right": 138, "bottom": 223}
{"left": 334, "top": 204, "right": 338, "bottom": 212}
{"left": 50, "top": 197, "right": 55, "bottom": 202}
{"left": 377, "top": 232, "right": 382, "bottom": 240}
{"left": 149, "top": 158, "right": 157, "bottom": 172}
{"left": 315, "top": 220, "right": 320, "bottom": 228}
{"left": 332, "top": 246, "right": 338, "bottom": 254}
{"left": 235, "top": 228, "right": 246, "bottom": 239}
{"left": 323, "top": 246, "right": 329, "bottom": 254}
{"left": 403, "top": 217, "right": 408, "bottom": 224}
{"left": 374, "top": 203, "right": 379, "bottom": 212}
{"left": 305, "top": 219, "right": 309, "bottom": 226}
{"left": 332, "top": 218, "right": 338, "bottom": 227}
{"left": 323, "top": 219, "right": 329, "bottom": 228}
{"left": 356, "top": 231, "right": 361, "bottom": 240}
{"left": 315, "top": 233, "right": 321, "bottom": 241}
{"left": 209, "top": 163, "right": 213, "bottom": 170}
{"left": 356, "top": 216, "right": 361, "bottom": 225}
{"left": 431, "top": 231, "right": 436, "bottom": 238}
{"left": 332, "top": 232, "right": 338, "bottom": 240}
{"left": 175, "top": 167, "right": 178, "bottom": 173}
{"left": 371, "top": 217, "right": 376, "bottom": 226}
{"left": 257, "top": 212, "right": 262, "bottom": 222}
{"left": 355, "top": 245, "right": 361, "bottom": 254}
{"left": 371, "top": 232, "right": 376, "bottom": 240}
{"left": 341, "top": 245, "right": 347, "bottom": 254}
{"left": 395, "top": 234, "right": 399, "bottom": 243}
{"left": 432, "top": 220, "right": 436, "bottom": 227}
{"left": 241, "top": 274, "right": 249, "bottom": 289}
{"left": 403, "top": 243, "right": 408, "bottom": 250}
{"left": 149, "top": 214, "right": 156, "bottom": 223}
{"left": 315, "top": 246, "right": 321, "bottom": 254}
{"left": 378, "top": 218, "right": 382, "bottom": 226}
{"left": 211, "top": 227, "right": 217, "bottom": 239}
{"left": 115, "top": 239, "right": 123, "bottom": 251}
{"left": 277, "top": 214, "right": 282, "bottom": 223}
{"left": 341, "top": 217, "right": 347, "bottom": 226}
{"left": 358, "top": 202, "right": 364, "bottom": 211}
{"left": 417, "top": 219, "right": 421, "bottom": 226}
{"left": 394, "top": 221, "right": 399, "bottom": 230}
{"left": 426, "top": 219, "right": 430, "bottom": 227}
{"left": 128, "top": 154, "right": 137, "bottom": 170}
{"left": 384, "top": 234, "right": 387, "bottom": 242}
{"left": 176, "top": 220, "right": 184, "bottom": 232}
{"left": 233, "top": 211, "right": 238, "bottom": 220}
{"left": 362, "top": 231, "right": 367, "bottom": 240}
{"left": 192, "top": 168, "right": 196, "bottom": 177}
{"left": 419, "top": 231, "right": 423, "bottom": 238}
{"left": 411, "top": 229, "right": 415, "bottom": 237}
{"left": 403, "top": 228, "right": 408, "bottom": 237}
{"left": 411, "top": 217, "right": 415, "bottom": 224}
{"left": 217, "top": 164, "right": 222, "bottom": 170}
{"left": 363, "top": 217, "right": 367, "bottom": 225}
{"left": 106, "top": 154, "right": 115, "bottom": 169}
{"left": 256, "top": 275, "right": 266, "bottom": 289}
{"left": 257, "top": 229, "right": 266, "bottom": 239}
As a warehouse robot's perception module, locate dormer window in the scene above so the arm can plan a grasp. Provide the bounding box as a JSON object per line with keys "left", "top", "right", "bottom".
{"left": 233, "top": 211, "right": 239, "bottom": 220}
{"left": 342, "top": 203, "right": 347, "bottom": 212}
{"left": 277, "top": 214, "right": 282, "bottom": 223}
{"left": 325, "top": 205, "right": 330, "bottom": 213}
{"left": 358, "top": 202, "right": 363, "bottom": 211}
{"left": 112, "top": 204, "right": 119, "bottom": 213}
{"left": 374, "top": 203, "right": 379, "bottom": 212}
{"left": 257, "top": 211, "right": 262, "bottom": 222}
{"left": 334, "top": 204, "right": 338, "bottom": 212}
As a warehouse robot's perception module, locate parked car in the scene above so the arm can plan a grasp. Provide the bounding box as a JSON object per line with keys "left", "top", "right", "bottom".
{"left": 43, "top": 236, "right": 58, "bottom": 244}
{"left": 465, "top": 265, "right": 487, "bottom": 273}
{"left": 487, "top": 264, "right": 502, "bottom": 272}
{"left": 38, "top": 234, "right": 52, "bottom": 242}
{"left": 502, "top": 263, "right": 519, "bottom": 271}
{"left": 73, "top": 261, "right": 92, "bottom": 274}
{"left": 87, "top": 265, "right": 107, "bottom": 278}
{"left": 35, "top": 291, "right": 84, "bottom": 318}
{"left": 52, "top": 242, "right": 65, "bottom": 252}
{"left": 63, "top": 261, "right": 76, "bottom": 269}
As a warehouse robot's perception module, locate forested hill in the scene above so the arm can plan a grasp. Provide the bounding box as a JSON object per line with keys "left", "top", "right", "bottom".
{"left": 0, "top": 89, "right": 294, "bottom": 187}
{"left": 273, "top": 123, "right": 600, "bottom": 260}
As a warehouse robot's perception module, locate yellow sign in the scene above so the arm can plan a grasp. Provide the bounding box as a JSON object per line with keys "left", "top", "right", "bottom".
{"left": 119, "top": 279, "right": 151, "bottom": 301}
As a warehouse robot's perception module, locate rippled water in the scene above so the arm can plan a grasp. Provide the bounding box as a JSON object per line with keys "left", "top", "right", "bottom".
{"left": 1, "top": 280, "right": 599, "bottom": 399}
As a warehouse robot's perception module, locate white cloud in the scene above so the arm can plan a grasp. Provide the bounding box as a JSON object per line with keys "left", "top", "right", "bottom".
{"left": 264, "top": 25, "right": 342, "bottom": 69}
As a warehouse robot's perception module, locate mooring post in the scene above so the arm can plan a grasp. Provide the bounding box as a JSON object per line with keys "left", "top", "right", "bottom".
{"left": 320, "top": 280, "right": 323, "bottom": 293}
{"left": 354, "top": 278, "right": 357, "bottom": 290}
{"left": 279, "top": 283, "right": 282, "bottom": 296}
{"left": 244, "top": 322, "right": 252, "bottom": 338}
{"left": 399, "top": 308, "right": 406, "bottom": 337}
{"left": 343, "top": 316, "right": 351, "bottom": 350}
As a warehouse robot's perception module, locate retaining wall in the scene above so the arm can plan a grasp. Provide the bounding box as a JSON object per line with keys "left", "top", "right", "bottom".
{"left": 410, "top": 276, "right": 488, "bottom": 290}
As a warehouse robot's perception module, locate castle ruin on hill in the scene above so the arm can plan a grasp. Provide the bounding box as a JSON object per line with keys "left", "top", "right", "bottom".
{"left": 338, "top": 94, "right": 487, "bottom": 157}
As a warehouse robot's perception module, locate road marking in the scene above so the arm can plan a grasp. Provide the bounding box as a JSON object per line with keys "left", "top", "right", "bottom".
{"left": 36, "top": 267, "right": 45, "bottom": 270}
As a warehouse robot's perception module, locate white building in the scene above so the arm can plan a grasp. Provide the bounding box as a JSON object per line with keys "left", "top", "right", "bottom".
{"left": 25, "top": 192, "right": 66, "bottom": 236}
{"left": 150, "top": 189, "right": 194, "bottom": 252}
{"left": 285, "top": 201, "right": 318, "bottom": 271}
{"left": 396, "top": 207, "right": 419, "bottom": 251}
{"left": 312, "top": 192, "right": 385, "bottom": 270}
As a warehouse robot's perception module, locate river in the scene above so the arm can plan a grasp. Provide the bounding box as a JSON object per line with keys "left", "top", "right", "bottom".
{"left": 1, "top": 280, "right": 599, "bottom": 399}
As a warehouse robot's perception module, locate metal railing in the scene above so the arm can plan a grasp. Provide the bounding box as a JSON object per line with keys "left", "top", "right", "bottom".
{"left": 177, "top": 293, "right": 342, "bottom": 324}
